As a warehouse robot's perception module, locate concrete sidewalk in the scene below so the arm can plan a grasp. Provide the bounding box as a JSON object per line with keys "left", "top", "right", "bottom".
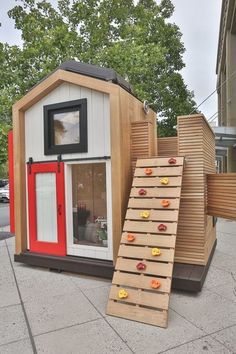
{"left": 0, "top": 220, "right": 236, "bottom": 354}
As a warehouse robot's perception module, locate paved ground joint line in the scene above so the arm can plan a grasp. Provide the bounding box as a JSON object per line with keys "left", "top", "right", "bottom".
{"left": 5, "top": 241, "right": 38, "bottom": 354}
{"left": 169, "top": 308, "right": 236, "bottom": 353}
{"left": 33, "top": 317, "right": 102, "bottom": 338}
{"left": 79, "top": 287, "right": 135, "bottom": 354}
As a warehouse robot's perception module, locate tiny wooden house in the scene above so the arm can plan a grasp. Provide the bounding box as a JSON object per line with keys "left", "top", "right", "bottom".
{"left": 13, "top": 61, "right": 157, "bottom": 276}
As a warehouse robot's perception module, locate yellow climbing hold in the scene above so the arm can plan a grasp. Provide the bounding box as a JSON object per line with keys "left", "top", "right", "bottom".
{"left": 118, "top": 289, "right": 128, "bottom": 299}
{"left": 151, "top": 248, "right": 161, "bottom": 256}
{"left": 140, "top": 210, "right": 150, "bottom": 219}
{"left": 160, "top": 177, "right": 169, "bottom": 185}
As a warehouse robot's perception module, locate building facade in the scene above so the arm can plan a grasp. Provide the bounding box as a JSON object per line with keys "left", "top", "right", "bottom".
{"left": 216, "top": 0, "right": 236, "bottom": 171}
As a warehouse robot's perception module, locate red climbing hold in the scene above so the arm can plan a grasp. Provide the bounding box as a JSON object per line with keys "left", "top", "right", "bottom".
{"left": 136, "top": 262, "right": 146, "bottom": 271}
{"left": 158, "top": 224, "right": 167, "bottom": 232}
{"left": 138, "top": 188, "right": 147, "bottom": 196}
{"left": 168, "top": 157, "right": 176, "bottom": 165}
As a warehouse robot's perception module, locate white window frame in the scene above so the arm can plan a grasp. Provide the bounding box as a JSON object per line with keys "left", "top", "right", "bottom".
{"left": 65, "top": 159, "right": 113, "bottom": 260}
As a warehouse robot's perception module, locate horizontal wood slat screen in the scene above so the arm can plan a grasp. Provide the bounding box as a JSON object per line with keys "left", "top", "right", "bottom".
{"left": 207, "top": 173, "right": 236, "bottom": 219}
{"left": 175, "top": 115, "right": 216, "bottom": 266}
{"left": 107, "top": 156, "right": 184, "bottom": 328}
{"left": 131, "top": 121, "right": 154, "bottom": 172}
{"left": 157, "top": 137, "right": 178, "bottom": 157}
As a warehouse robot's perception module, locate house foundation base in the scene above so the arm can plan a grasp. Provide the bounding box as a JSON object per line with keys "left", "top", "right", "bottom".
{"left": 14, "top": 239, "right": 216, "bottom": 292}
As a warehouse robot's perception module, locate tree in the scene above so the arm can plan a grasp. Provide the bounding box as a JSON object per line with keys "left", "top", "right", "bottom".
{"left": 0, "top": 0, "right": 197, "bottom": 136}
{"left": 0, "top": 123, "right": 10, "bottom": 177}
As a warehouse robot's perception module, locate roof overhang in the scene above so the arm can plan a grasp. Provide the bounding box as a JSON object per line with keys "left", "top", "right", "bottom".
{"left": 214, "top": 126, "right": 236, "bottom": 149}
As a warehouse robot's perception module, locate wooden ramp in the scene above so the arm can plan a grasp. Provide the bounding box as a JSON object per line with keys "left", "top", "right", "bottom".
{"left": 106, "top": 157, "right": 184, "bottom": 328}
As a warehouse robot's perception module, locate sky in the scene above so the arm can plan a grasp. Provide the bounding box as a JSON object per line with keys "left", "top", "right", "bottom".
{"left": 0, "top": 0, "right": 222, "bottom": 122}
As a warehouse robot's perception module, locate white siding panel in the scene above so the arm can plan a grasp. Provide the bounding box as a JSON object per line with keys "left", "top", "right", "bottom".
{"left": 25, "top": 82, "right": 110, "bottom": 162}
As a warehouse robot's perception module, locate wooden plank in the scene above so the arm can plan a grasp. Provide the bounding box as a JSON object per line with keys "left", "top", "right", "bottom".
{"left": 107, "top": 300, "right": 168, "bottom": 328}
{"left": 132, "top": 176, "right": 182, "bottom": 187}
{"left": 109, "top": 285, "right": 169, "bottom": 309}
{"left": 134, "top": 166, "right": 183, "bottom": 177}
{"left": 124, "top": 220, "right": 177, "bottom": 234}
{"left": 128, "top": 198, "right": 180, "bottom": 210}
{"left": 121, "top": 233, "right": 176, "bottom": 247}
{"left": 112, "top": 271, "right": 171, "bottom": 293}
{"left": 126, "top": 209, "right": 178, "bottom": 222}
{"left": 136, "top": 156, "right": 183, "bottom": 167}
{"left": 130, "top": 187, "right": 181, "bottom": 198}
{"left": 118, "top": 244, "right": 174, "bottom": 262}
{"left": 115, "top": 258, "right": 173, "bottom": 277}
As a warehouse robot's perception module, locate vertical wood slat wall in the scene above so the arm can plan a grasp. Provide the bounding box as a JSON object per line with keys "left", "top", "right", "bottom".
{"left": 175, "top": 115, "right": 216, "bottom": 265}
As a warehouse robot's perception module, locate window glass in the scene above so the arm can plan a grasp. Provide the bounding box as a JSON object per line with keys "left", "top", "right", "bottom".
{"left": 54, "top": 110, "right": 80, "bottom": 145}
{"left": 72, "top": 163, "right": 107, "bottom": 247}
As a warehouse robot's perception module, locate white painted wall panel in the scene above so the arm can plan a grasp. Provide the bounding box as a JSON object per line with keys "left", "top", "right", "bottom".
{"left": 25, "top": 82, "right": 110, "bottom": 162}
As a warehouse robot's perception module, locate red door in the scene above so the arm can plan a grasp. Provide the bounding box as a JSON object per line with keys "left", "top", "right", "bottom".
{"left": 28, "top": 162, "right": 66, "bottom": 256}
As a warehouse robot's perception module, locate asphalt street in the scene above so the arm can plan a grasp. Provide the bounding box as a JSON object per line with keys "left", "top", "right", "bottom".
{"left": 0, "top": 203, "right": 10, "bottom": 227}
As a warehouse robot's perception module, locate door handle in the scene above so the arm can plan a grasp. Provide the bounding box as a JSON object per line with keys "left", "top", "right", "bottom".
{"left": 57, "top": 204, "right": 62, "bottom": 215}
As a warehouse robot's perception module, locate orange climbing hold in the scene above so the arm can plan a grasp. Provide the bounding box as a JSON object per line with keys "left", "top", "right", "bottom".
{"left": 150, "top": 279, "right": 161, "bottom": 289}
{"left": 127, "top": 233, "right": 135, "bottom": 242}
{"left": 161, "top": 200, "right": 170, "bottom": 208}
{"left": 145, "top": 168, "right": 153, "bottom": 175}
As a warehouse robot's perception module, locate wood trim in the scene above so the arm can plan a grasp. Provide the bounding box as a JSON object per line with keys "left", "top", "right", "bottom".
{"left": 13, "top": 109, "right": 27, "bottom": 254}
{"left": 13, "top": 69, "right": 118, "bottom": 112}
{"left": 8, "top": 130, "right": 15, "bottom": 233}
{"left": 110, "top": 90, "right": 122, "bottom": 262}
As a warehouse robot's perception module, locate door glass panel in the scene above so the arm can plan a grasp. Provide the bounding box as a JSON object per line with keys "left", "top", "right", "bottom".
{"left": 36, "top": 173, "right": 58, "bottom": 242}
{"left": 72, "top": 163, "right": 107, "bottom": 247}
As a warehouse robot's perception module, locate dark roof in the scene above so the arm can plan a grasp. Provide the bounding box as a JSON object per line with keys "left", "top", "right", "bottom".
{"left": 58, "top": 60, "right": 133, "bottom": 93}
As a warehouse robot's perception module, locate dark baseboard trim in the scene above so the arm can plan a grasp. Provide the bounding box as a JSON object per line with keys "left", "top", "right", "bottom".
{"left": 172, "top": 239, "right": 217, "bottom": 292}
{"left": 14, "top": 252, "right": 114, "bottom": 279}
{"left": 15, "top": 239, "right": 217, "bottom": 292}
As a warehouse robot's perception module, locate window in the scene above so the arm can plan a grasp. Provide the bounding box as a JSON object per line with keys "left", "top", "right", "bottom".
{"left": 72, "top": 163, "right": 108, "bottom": 248}
{"left": 44, "top": 99, "right": 87, "bottom": 155}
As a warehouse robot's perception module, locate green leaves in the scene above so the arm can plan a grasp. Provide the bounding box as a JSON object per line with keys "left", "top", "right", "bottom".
{"left": 0, "top": 123, "right": 10, "bottom": 167}
{"left": 0, "top": 0, "right": 197, "bottom": 138}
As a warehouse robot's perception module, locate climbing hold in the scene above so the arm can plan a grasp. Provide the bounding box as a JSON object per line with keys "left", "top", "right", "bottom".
{"left": 118, "top": 289, "right": 128, "bottom": 299}
{"left": 136, "top": 262, "right": 146, "bottom": 271}
{"left": 150, "top": 279, "right": 161, "bottom": 289}
{"left": 158, "top": 224, "right": 167, "bottom": 232}
{"left": 145, "top": 168, "right": 153, "bottom": 175}
{"left": 161, "top": 200, "right": 170, "bottom": 208}
{"left": 168, "top": 157, "right": 176, "bottom": 165}
{"left": 151, "top": 248, "right": 161, "bottom": 256}
{"left": 127, "top": 233, "right": 135, "bottom": 242}
{"left": 138, "top": 188, "right": 147, "bottom": 196}
{"left": 140, "top": 211, "right": 150, "bottom": 219}
{"left": 160, "top": 177, "right": 169, "bottom": 185}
